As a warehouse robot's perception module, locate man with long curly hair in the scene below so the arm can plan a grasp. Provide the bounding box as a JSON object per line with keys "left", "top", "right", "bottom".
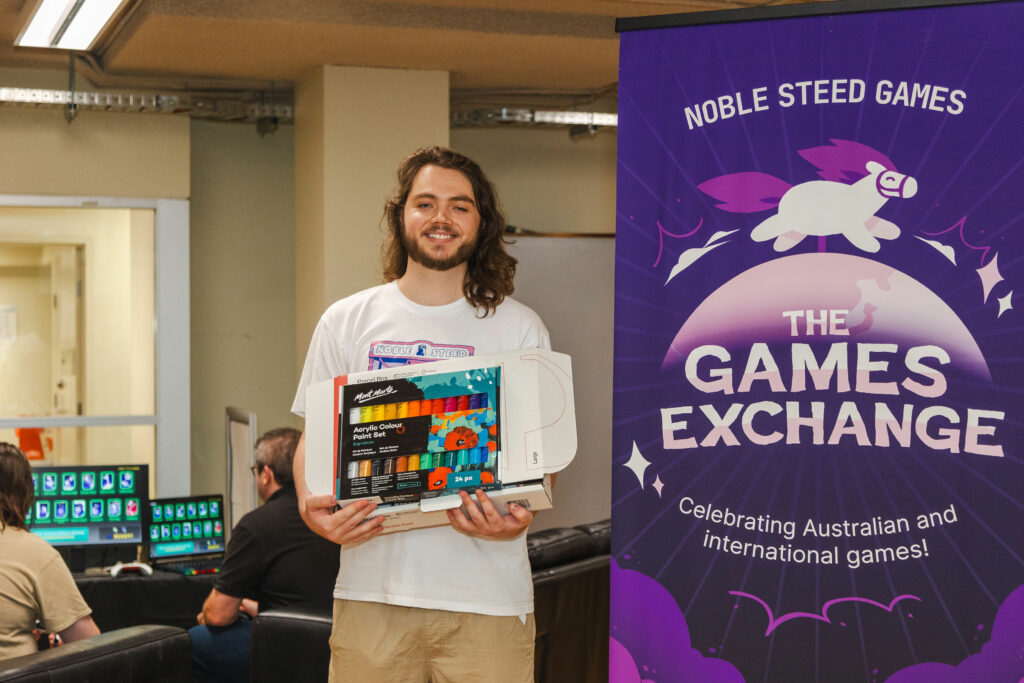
{"left": 292, "top": 147, "right": 550, "bottom": 682}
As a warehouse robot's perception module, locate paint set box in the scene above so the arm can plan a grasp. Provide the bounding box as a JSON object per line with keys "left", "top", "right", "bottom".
{"left": 304, "top": 348, "right": 576, "bottom": 534}
{"left": 339, "top": 367, "right": 502, "bottom": 503}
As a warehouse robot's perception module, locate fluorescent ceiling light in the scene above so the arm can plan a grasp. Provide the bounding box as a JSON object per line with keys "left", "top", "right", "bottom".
{"left": 17, "top": 0, "right": 127, "bottom": 51}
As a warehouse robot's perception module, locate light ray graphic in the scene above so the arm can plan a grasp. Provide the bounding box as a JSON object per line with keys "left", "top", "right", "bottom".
{"left": 908, "top": 435, "right": 1024, "bottom": 512}
{"left": 754, "top": 459, "right": 806, "bottom": 681}
{"left": 813, "top": 466, "right": 823, "bottom": 681}
{"left": 615, "top": 252, "right": 668, "bottom": 288}
{"left": 619, "top": 80, "right": 726, "bottom": 216}
{"left": 615, "top": 448, "right": 755, "bottom": 557}
{"left": 618, "top": 158, "right": 693, "bottom": 229}
{"left": 611, "top": 376, "right": 679, "bottom": 398}
{"left": 909, "top": 79, "right": 1024, "bottom": 231}
{"left": 655, "top": 36, "right": 730, "bottom": 179}
{"left": 680, "top": 452, "right": 781, "bottom": 608}
{"left": 868, "top": 454, "right": 982, "bottom": 655}
{"left": 713, "top": 460, "right": 796, "bottom": 670}
{"left": 712, "top": 31, "right": 762, "bottom": 174}
{"left": 616, "top": 214, "right": 661, "bottom": 255}
{"left": 766, "top": 23, "right": 795, "bottom": 184}
{"left": 853, "top": 15, "right": 882, "bottom": 141}
{"left": 846, "top": 457, "right": 921, "bottom": 662}
{"left": 625, "top": 69, "right": 728, "bottom": 191}
{"left": 863, "top": 454, "right": 998, "bottom": 607}
{"left": 614, "top": 290, "right": 677, "bottom": 316}
{"left": 654, "top": 457, "right": 770, "bottom": 591}
{"left": 892, "top": 449, "right": 1024, "bottom": 568}
{"left": 885, "top": 12, "right": 938, "bottom": 181}
{"left": 829, "top": 456, "right": 872, "bottom": 679}
{"left": 969, "top": 201, "right": 1024, "bottom": 246}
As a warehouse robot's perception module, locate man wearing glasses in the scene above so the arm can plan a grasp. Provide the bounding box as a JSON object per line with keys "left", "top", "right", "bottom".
{"left": 189, "top": 428, "right": 339, "bottom": 683}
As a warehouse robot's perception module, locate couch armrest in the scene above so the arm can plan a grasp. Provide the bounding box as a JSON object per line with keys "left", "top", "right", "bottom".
{"left": 250, "top": 608, "right": 332, "bottom": 683}
{"left": 0, "top": 624, "right": 191, "bottom": 683}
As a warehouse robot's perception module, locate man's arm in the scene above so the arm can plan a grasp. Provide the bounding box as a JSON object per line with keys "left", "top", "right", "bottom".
{"left": 196, "top": 589, "right": 244, "bottom": 627}
{"left": 58, "top": 615, "right": 99, "bottom": 643}
{"left": 293, "top": 431, "right": 386, "bottom": 545}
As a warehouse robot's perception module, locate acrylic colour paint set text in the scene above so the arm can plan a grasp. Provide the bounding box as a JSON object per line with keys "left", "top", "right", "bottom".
{"left": 339, "top": 368, "right": 502, "bottom": 503}
{"left": 304, "top": 348, "right": 578, "bottom": 534}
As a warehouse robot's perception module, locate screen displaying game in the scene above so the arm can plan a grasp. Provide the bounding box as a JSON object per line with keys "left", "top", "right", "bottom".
{"left": 146, "top": 494, "right": 226, "bottom": 560}
{"left": 28, "top": 464, "right": 149, "bottom": 548}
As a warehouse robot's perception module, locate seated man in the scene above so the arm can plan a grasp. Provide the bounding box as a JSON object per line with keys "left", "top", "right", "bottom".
{"left": 190, "top": 428, "right": 339, "bottom": 683}
{"left": 0, "top": 443, "right": 100, "bottom": 660}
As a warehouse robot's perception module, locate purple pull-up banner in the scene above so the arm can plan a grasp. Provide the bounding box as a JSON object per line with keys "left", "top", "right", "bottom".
{"left": 612, "top": 2, "right": 1024, "bottom": 681}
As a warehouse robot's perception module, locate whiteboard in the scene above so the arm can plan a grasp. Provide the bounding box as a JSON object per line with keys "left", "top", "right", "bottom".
{"left": 507, "top": 234, "right": 613, "bottom": 531}
{"left": 225, "top": 407, "right": 258, "bottom": 536}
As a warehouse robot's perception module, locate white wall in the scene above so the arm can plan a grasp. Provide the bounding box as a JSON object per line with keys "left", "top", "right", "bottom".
{"left": 0, "top": 246, "right": 51, "bottom": 418}
{"left": 450, "top": 126, "right": 616, "bottom": 234}
{"left": 190, "top": 120, "right": 299, "bottom": 496}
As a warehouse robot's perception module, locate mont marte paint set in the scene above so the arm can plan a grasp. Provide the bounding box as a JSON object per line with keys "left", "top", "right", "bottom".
{"left": 303, "top": 348, "right": 577, "bottom": 533}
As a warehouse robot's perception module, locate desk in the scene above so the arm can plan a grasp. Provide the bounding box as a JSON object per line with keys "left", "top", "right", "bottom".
{"left": 75, "top": 570, "right": 216, "bottom": 632}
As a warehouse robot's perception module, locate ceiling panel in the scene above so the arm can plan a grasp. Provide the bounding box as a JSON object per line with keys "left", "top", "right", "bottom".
{"left": 0, "top": 0, "right": 828, "bottom": 94}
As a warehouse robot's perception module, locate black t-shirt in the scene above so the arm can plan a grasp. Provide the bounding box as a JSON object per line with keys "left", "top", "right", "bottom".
{"left": 213, "top": 487, "right": 338, "bottom": 613}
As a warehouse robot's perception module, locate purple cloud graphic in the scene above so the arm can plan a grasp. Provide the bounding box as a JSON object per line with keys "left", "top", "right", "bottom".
{"left": 610, "top": 558, "right": 746, "bottom": 682}
{"left": 884, "top": 582, "right": 1024, "bottom": 683}
{"left": 729, "top": 590, "right": 921, "bottom": 635}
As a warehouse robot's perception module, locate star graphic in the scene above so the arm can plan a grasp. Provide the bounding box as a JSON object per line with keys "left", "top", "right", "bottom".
{"left": 623, "top": 441, "right": 651, "bottom": 489}
{"left": 997, "top": 291, "right": 1013, "bottom": 318}
{"left": 977, "top": 253, "right": 1003, "bottom": 303}
{"left": 652, "top": 475, "right": 665, "bottom": 498}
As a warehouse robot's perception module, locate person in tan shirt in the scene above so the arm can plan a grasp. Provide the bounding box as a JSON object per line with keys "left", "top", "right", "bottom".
{"left": 0, "top": 443, "right": 99, "bottom": 660}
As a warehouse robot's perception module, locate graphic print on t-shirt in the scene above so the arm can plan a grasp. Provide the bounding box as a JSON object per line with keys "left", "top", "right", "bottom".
{"left": 367, "top": 340, "right": 474, "bottom": 370}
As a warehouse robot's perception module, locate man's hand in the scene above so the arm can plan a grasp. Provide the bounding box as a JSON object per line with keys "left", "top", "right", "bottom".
{"left": 294, "top": 432, "right": 385, "bottom": 545}
{"left": 446, "top": 489, "right": 533, "bottom": 539}
{"left": 239, "top": 599, "right": 259, "bottom": 618}
{"left": 304, "top": 494, "right": 385, "bottom": 545}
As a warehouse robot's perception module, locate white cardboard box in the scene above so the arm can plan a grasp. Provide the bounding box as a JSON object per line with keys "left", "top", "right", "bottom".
{"left": 304, "top": 348, "right": 577, "bottom": 533}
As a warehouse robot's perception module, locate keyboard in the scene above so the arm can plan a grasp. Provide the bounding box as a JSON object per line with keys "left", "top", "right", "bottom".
{"left": 160, "top": 558, "right": 222, "bottom": 576}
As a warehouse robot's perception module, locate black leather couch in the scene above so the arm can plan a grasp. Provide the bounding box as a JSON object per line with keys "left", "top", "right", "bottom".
{"left": 250, "top": 520, "right": 611, "bottom": 683}
{"left": 0, "top": 624, "right": 192, "bottom": 683}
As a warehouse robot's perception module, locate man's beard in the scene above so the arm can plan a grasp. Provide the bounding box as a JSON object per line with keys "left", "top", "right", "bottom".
{"left": 403, "top": 229, "right": 477, "bottom": 272}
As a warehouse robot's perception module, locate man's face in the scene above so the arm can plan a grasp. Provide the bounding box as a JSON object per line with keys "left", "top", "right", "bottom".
{"left": 401, "top": 164, "right": 481, "bottom": 272}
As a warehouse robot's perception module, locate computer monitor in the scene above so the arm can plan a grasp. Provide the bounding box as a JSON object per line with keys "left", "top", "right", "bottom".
{"left": 27, "top": 464, "right": 150, "bottom": 572}
{"left": 145, "top": 494, "right": 227, "bottom": 564}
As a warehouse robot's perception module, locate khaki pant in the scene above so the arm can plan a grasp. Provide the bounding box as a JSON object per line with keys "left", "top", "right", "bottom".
{"left": 328, "top": 599, "right": 535, "bottom": 683}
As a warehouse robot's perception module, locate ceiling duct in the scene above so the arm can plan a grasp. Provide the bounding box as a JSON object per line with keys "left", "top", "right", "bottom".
{"left": 0, "top": 86, "right": 616, "bottom": 136}
{"left": 0, "top": 86, "right": 293, "bottom": 125}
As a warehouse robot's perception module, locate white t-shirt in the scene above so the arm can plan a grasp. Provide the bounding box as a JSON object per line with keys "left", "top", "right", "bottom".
{"left": 292, "top": 282, "right": 551, "bottom": 617}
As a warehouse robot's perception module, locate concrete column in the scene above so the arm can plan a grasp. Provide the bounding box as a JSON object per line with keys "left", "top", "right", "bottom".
{"left": 294, "top": 65, "right": 450, "bottom": 375}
